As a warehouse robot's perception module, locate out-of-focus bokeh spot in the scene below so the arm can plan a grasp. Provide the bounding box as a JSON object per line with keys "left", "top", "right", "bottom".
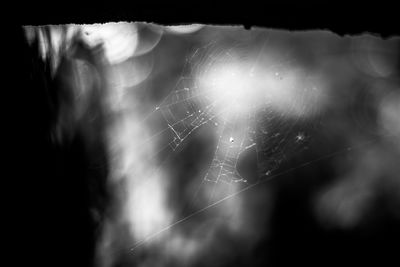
{"left": 82, "top": 23, "right": 139, "bottom": 64}
{"left": 351, "top": 36, "right": 399, "bottom": 78}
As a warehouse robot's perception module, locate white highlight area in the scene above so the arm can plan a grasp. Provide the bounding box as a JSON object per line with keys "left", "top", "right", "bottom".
{"left": 125, "top": 170, "right": 173, "bottom": 242}
{"left": 82, "top": 23, "right": 139, "bottom": 64}
{"left": 197, "top": 56, "right": 265, "bottom": 120}
{"left": 166, "top": 24, "right": 204, "bottom": 34}
{"left": 195, "top": 46, "right": 328, "bottom": 120}
{"left": 107, "top": 112, "right": 173, "bottom": 245}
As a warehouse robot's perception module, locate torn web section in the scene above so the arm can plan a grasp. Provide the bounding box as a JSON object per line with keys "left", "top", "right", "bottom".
{"left": 191, "top": 112, "right": 257, "bottom": 206}
{"left": 158, "top": 77, "right": 218, "bottom": 153}
{"left": 204, "top": 114, "right": 250, "bottom": 184}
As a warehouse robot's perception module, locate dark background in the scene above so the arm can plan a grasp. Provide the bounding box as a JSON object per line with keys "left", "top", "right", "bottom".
{"left": 14, "top": 4, "right": 400, "bottom": 267}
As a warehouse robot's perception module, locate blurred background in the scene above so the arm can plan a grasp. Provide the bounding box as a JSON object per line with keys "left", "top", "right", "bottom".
{"left": 20, "top": 20, "right": 400, "bottom": 267}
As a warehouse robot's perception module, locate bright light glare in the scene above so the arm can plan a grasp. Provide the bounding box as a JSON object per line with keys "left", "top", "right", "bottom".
{"left": 196, "top": 48, "right": 328, "bottom": 120}
{"left": 198, "top": 57, "right": 266, "bottom": 119}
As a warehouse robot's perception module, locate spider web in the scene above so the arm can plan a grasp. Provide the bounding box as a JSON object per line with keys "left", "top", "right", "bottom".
{"left": 127, "top": 39, "right": 321, "bottom": 251}
{"left": 154, "top": 40, "right": 311, "bottom": 182}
